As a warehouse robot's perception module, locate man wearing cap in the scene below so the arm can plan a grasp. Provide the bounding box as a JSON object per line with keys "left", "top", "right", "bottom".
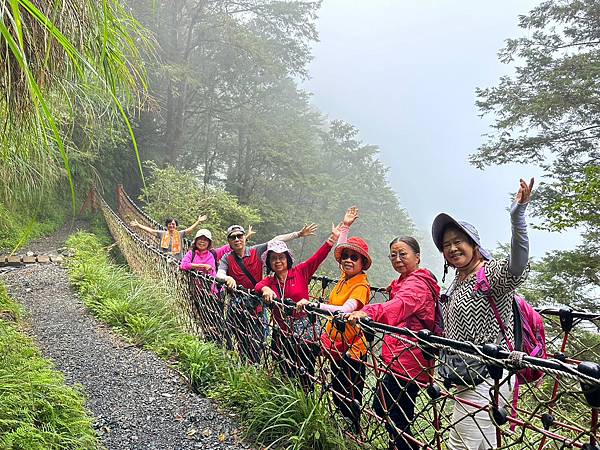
{"left": 216, "top": 222, "right": 317, "bottom": 363}
{"left": 216, "top": 224, "right": 317, "bottom": 290}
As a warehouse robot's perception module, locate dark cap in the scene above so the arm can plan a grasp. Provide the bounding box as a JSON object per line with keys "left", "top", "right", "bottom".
{"left": 226, "top": 225, "right": 246, "bottom": 238}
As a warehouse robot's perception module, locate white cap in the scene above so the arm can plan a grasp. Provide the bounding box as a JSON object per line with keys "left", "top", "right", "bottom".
{"left": 193, "top": 229, "right": 212, "bottom": 241}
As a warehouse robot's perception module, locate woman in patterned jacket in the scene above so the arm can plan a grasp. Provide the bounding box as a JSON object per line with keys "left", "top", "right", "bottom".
{"left": 430, "top": 177, "right": 534, "bottom": 450}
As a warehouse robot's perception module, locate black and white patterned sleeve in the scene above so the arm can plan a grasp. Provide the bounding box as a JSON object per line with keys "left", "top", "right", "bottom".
{"left": 487, "top": 258, "right": 529, "bottom": 301}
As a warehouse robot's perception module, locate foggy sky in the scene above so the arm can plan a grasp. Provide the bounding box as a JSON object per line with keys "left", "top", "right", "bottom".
{"left": 302, "top": 0, "right": 581, "bottom": 259}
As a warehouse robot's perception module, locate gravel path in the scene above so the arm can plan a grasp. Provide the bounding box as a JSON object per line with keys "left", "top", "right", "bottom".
{"left": 0, "top": 226, "right": 252, "bottom": 450}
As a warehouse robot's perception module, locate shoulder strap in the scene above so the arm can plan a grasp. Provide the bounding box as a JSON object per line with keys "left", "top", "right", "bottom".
{"left": 415, "top": 274, "right": 440, "bottom": 330}
{"left": 475, "top": 266, "right": 515, "bottom": 351}
{"left": 209, "top": 249, "right": 218, "bottom": 268}
{"left": 232, "top": 252, "right": 259, "bottom": 286}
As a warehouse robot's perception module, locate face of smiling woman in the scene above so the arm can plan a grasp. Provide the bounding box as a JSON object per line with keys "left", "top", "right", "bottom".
{"left": 194, "top": 236, "right": 210, "bottom": 252}
{"left": 442, "top": 228, "right": 476, "bottom": 268}
{"left": 340, "top": 249, "right": 364, "bottom": 278}
{"left": 269, "top": 252, "right": 289, "bottom": 275}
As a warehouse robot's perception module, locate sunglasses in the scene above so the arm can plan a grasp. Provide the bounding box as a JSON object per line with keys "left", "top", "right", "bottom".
{"left": 341, "top": 252, "right": 360, "bottom": 262}
{"left": 228, "top": 233, "right": 244, "bottom": 241}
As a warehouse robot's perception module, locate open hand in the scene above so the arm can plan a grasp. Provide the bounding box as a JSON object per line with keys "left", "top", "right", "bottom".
{"left": 343, "top": 206, "right": 359, "bottom": 227}
{"left": 515, "top": 178, "right": 535, "bottom": 204}
{"left": 198, "top": 214, "right": 207, "bottom": 222}
{"left": 246, "top": 225, "right": 256, "bottom": 240}
{"left": 299, "top": 223, "right": 317, "bottom": 237}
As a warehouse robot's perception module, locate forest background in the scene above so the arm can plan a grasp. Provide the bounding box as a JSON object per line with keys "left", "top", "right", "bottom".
{"left": 0, "top": 0, "right": 598, "bottom": 304}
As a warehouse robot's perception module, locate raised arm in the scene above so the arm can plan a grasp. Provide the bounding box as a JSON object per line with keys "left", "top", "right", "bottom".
{"left": 272, "top": 223, "right": 318, "bottom": 243}
{"left": 130, "top": 220, "right": 159, "bottom": 236}
{"left": 337, "top": 206, "right": 359, "bottom": 245}
{"left": 182, "top": 214, "right": 208, "bottom": 234}
{"left": 509, "top": 178, "right": 534, "bottom": 276}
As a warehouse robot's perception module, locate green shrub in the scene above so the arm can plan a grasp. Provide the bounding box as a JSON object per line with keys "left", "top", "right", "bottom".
{"left": 139, "top": 162, "right": 261, "bottom": 244}
{"left": 0, "top": 192, "right": 68, "bottom": 252}
{"left": 246, "top": 381, "right": 352, "bottom": 450}
{"left": 0, "top": 284, "right": 99, "bottom": 449}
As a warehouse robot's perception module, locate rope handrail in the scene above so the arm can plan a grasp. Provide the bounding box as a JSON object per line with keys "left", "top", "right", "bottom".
{"left": 95, "top": 186, "right": 600, "bottom": 450}
{"left": 311, "top": 276, "right": 600, "bottom": 324}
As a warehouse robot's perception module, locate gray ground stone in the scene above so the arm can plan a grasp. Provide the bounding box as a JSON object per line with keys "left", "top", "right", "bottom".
{"left": 0, "top": 225, "right": 252, "bottom": 450}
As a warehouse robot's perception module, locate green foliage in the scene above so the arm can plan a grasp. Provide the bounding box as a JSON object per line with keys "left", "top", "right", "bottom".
{"left": 139, "top": 163, "right": 261, "bottom": 244}
{"left": 246, "top": 381, "right": 353, "bottom": 450}
{"left": 0, "top": 283, "right": 99, "bottom": 449}
{"left": 475, "top": 0, "right": 600, "bottom": 318}
{"left": 0, "top": 284, "right": 21, "bottom": 321}
{"left": 66, "top": 229, "right": 353, "bottom": 449}
{"left": 66, "top": 231, "right": 180, "bottom": 347}
{"left": 126, "top": 0, "right": 423, "bottom": 286}
{"left": 0, "top": 190, "right": 68, "bottom": 252}
{"left": 522, "top": 241, "right": 600, "bottom": 311}
{"left": 474, "top": 0, "right": 600, "bottom": 234}
{"left": 127, "top": 0, "right": 320, "bottom": 166}
{"left": 0, "top": 0, "right": 151, "bottom": 209}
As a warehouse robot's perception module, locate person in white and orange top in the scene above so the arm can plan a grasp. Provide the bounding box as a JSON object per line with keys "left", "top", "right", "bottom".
{"left": 296, "top": 207, "right": 370, "bottom": 434}
{"left": 130, "top": 215, "right": 206, "bottom": 259}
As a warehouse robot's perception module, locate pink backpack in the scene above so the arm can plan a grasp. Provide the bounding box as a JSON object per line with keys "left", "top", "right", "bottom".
{"left": 474, "top": 267, "right": 547, "bottom": 429}
{"left": 474, "top": 267, "right": 547, "bottom": 384}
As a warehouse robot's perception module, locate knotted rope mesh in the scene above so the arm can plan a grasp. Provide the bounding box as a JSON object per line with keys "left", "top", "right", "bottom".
{"left": 101, "top": 186, "right": 600, "bottom": 450}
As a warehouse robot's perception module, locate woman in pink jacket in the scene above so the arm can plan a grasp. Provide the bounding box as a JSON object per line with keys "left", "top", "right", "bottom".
{"left": 349, "top": 236, "right": 439, "bottom": 450}
{"left": 179, "top": 228, "right": 229, "bottom": 342}
{"left": 257, "top": 218, "right": 348, "bottom": 389}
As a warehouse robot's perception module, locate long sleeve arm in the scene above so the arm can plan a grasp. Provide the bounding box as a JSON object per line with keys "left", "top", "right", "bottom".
{"left": 180, "top": 251, "right": 194, "bottom": 271}
{"left": 362, "top": 278, "right": 426, "bottom": 325}
{"left": 319, "top": 298, "right": 359, "bottom": 314}
{"left": 133, "top": 222, "right": 159, "bottom": 235}
{"left": 509, "top": 201, "right": 529, "bottom": 276}
{"left": 336, "top": 225, "right": 349, "bottom": 245}
{"left": 297, "top": 241, "right": 334, "bottom": 280}
{"left": 214, "top": 243, "right": 231, "bottom": 261}
{"left": 362, "top": 294, "right": 421, "bottom": 325}
{"left": 272, "top": 230, "right": 301, "bottom": 242}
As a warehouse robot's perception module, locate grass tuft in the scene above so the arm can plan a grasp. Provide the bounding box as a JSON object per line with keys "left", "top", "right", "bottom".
{"left": 0, "top": 283, "right": 100, "bottom": 449}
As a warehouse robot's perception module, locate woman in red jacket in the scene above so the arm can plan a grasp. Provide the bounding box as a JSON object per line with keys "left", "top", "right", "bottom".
{"left": 349, "top": 236, "right": 439, "bottom": 450}
{"left": 257, "top": 219, "right": 347, "bottom": 389}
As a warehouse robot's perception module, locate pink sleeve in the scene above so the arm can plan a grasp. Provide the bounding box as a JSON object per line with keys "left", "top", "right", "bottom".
{"left": 297, "top": 241, "right": 334, "bottom": 280}
{"left": 362, "top": 278, "right": 426, "bottom": 325}
{"left": 255, "top": 276, "right": 272, "bottom": 293}
{"left": 337, "top": 225, "right": 350, "bottom": 245}
{"left": 180, "top": 251, "right": 194, "bottom": 271}
{"left": 320, "top": 299, "right": 359, "bottom": 313}
{"left": 214, "top": 243, "right": 231, "bottom": 260}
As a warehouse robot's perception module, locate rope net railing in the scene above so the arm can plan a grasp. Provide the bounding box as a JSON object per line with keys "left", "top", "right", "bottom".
{"left": 100, "top": 186, "right": 600, "bottom": 450}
